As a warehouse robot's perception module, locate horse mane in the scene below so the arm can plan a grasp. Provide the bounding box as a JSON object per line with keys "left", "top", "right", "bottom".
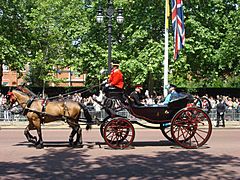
{"left": 13, "top": 89, "right": 31, "bottom": 97}
{"left": 16, "top": 85, "right": 36, "bottom": 97}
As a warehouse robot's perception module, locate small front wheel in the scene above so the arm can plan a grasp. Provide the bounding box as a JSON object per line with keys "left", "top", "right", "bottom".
{"left": 103, "top": 117, "right": 135, "bottom": 149}
{"left": 161, "top": 122, "right": 174, "bottom": 142}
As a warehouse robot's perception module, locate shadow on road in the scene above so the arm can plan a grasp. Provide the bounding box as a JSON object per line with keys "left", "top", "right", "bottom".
{"left": 14, "top": 140, "right": 175, "bottom": 148}
{"left": 0, "top": 143, "right": 239, "bottom": 179}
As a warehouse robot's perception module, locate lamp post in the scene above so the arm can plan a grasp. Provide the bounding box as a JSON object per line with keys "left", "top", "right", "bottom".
{"left": 96, "top": 0, "right": 124, "bottom": 74}
{"left": 0, "top": 9, "right": 3, "bottom": 17}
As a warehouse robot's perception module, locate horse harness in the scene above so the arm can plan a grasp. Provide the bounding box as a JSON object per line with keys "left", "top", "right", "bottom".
{"left": 22, "top": 96, "right": 36, "bottom": 116}
{"left": 23, "top": 97, "right": 79, "bottom": 125}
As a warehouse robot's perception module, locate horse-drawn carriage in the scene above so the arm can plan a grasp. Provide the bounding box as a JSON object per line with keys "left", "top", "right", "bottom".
{"left": 98, "top": 89, "right": 212, "bottom": 149}
{"left": 6, "top": 86, "right": 212, "bottom": 149}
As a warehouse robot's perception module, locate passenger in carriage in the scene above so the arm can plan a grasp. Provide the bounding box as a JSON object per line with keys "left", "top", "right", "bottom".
{"left": 130, "top": 85, "right": 145, "bottom": 106}
{"left": 162, "top": 84, "right": 180, "bottom": 105}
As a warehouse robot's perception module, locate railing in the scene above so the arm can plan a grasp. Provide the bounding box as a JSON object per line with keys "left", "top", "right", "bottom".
{"left": 206, "top": 108, "right": 240, "bottom": 121}
{"left": 0, "top": 107, "right": 239, "bottom": 122}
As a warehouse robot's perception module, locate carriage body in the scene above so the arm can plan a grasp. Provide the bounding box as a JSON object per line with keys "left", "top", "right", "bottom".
{"left": 128, "top": 96, "right": 189, "bottom": 123}
{"left": 100, "top": 90, "right": 212, "bottom": 150}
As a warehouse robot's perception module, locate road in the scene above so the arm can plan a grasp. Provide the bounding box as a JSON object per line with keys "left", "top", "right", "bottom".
{"left": 0, "top": 128, "right": 240, "bottom": 179}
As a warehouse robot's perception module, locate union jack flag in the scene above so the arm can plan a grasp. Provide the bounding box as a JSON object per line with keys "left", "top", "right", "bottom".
{"left": 171, "top": 0, "right": 185, "bottom": 60}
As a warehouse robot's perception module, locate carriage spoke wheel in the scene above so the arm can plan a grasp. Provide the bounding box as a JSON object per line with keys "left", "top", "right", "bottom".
{"left": 171, "top": 107, "right": 212, "bottom": 149}
{"left": 104, "top": 98, "right": 124, "bottom": 111}
{"left": 100, "top": 121, "right": 107, "bottom": 138}
{"left": 161, "top": 123, "right": 174, "bottom": 142}
{"left": 103, "top": 117, "right": 135, "bottom": 149}
{"left": 161, "top": 122, "right": 193, "bottom": 143}
{"left": 100, "top": 115, "right": 124, "bottom": 138}
{"left": 103, "top": 98, "right": 113, "bottom": 109}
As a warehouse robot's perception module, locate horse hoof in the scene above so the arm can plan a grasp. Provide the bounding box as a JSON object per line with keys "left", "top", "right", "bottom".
{"left": 73, "top": 141, "right": 83, "bottom": 148}
{"left": 36, "top": 144, "right": 44, "bottom": 149}
{"left": 29, "top": 137, "right": 37, "bottom": 144}
{"left": 69, "top": 142, "right": 74, "bottom": 147}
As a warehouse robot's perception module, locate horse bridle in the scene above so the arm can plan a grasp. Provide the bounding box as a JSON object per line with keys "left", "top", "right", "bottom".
{"left": 6, "top": 91, "right": 17, "bottom": 109}
{"left": 6, "top": 91, "right": 32, "bottom": 110}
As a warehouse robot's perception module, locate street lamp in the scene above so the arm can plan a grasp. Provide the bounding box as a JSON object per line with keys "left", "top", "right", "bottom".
{"left": 96, "top": 0, "right": 124, "bottom": 74}
{"left": 0, "top": 9, "right": 3, "bottom": 17}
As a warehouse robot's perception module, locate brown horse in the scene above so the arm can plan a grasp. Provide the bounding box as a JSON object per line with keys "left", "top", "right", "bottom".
{"left": 6, "top": 88, "right": 93, "bottom": 149}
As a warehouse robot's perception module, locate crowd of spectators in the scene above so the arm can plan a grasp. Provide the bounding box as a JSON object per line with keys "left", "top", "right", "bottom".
{"left": 203, "top": 94, "right": 240, "bottom": 113}
{"left": 0, "top": 93, "right": 12, "bottom": 120}
{"left": 127, "top": 90, "right": 240, "bottom": 113}
{"left": 68, "top": 91, "right": 240, "bottom": 114}
{"left": 1, "top": 90, "right": 240, "bottom": 121}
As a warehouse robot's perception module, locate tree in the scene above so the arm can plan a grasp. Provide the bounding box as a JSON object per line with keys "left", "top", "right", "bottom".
{"left": 83, "top": 0, "right": 167, "bottom": 92}
{"left": 1, "top": 0, "right": 239, "bottom": 91}
{"left": 24, "top": 0, "right": 92, "bottom": 86}
{"left": 0, "top": 0, "right": 31, "bottom": 88}
{"left": 181, "top": 0, "right": 240, "bottom": 87}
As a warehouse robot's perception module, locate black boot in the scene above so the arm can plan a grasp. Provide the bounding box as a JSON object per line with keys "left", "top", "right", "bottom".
{"left": 215, "top": 121, "right": 219, "bottom": 127}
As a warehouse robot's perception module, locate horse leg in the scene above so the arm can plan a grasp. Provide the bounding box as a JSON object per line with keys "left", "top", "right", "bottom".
{"left": 74, "top": 125, "right": 83, "bottom": 147}
{"left": 35, "top": 126, "right": 44, "bottom": 149}
{"left": 24, "top": 124, "right": 37, "bottom": 144}
{"left": 35, "top": 121, "right": 43, "bottom": 149}
{"left": 69, "top": 126, "right": 77, "bottom": 147}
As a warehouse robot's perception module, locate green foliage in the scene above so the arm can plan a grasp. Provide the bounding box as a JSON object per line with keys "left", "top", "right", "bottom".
{"left": 0, "top": 0, "right": 239, "bottom": 90}
{"left": 183, "top": 0, "right": 240, "bottom": 88}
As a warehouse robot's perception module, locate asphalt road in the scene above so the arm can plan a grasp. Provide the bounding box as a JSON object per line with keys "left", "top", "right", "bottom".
{"left": 0, "top": 128, "right": 240, "bottom": 179}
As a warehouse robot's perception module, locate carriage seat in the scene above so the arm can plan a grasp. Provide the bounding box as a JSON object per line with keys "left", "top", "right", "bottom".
{"left": 128, "top": 96, "right": 189, "bottom": 122}
{"left": 128, "top": 96, "right": 168, "bottom": 108}
{"left": 105, "top": 87, "right": 126, "bottom": 103}
{"left": 128, "top": 95, "right": 188, "bottom": 110}
{"left": 167, "top": 95, "right": 189, "bottom": 109}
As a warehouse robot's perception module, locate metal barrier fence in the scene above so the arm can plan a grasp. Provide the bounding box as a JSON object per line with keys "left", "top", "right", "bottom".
{"left": 0, "top": 107, "right": 239, "bottom": 122}
{"left": 207, "top": 108, "right": 240, "bottom": 121}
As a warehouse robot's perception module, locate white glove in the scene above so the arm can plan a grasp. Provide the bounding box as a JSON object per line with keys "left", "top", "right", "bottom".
{"left": 102, "top": 79, "right": 108, "bottom": 84}
{"left": 105, "top": 83, "right": 110, "bottom": 87}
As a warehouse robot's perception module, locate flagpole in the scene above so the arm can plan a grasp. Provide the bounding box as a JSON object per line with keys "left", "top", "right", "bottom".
{"left": 163, "top": 0, "right": 170, "bottom": 97}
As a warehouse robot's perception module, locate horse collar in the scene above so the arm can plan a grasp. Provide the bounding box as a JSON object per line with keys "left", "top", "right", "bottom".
{"left": 22, "top": 96, "right": 35, "bottom": 115}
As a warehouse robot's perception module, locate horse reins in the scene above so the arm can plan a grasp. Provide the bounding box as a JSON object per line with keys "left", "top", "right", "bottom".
{"left": 47, "top": 84, "right": 100, "bottom": 100}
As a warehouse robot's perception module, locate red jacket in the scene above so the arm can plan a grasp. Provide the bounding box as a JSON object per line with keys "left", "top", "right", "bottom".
{"left": 108, "top": 68, "right": 124, "bottom": 89}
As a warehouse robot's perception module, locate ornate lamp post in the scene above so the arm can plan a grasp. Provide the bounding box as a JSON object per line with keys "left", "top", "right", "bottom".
{"left": 96, "top": 0, "right": 124, "bottom": 74}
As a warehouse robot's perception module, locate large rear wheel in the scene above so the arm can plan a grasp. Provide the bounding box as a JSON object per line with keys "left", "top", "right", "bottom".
{"left": 103, "top": 117, "right": 135, "bottom": 149}
{"left": 171, "top": 107, "right": 212, "bottom": 149}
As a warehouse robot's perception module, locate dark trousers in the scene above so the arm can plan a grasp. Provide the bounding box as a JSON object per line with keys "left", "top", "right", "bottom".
{"left": 216, "top": 112, "right": 225, "bottom": 127}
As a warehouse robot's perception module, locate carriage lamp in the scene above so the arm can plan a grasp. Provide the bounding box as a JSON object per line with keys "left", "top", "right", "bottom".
{"left": 96, "top": 0, "right": 124, "bottom": 74}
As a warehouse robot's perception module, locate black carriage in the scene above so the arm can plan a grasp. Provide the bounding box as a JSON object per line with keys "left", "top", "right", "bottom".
{"left": 97, "top": 90, "right": 212, "bottom": 149}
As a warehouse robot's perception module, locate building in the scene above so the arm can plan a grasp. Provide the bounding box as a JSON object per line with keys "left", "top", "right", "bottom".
{"left": 2, "top": 64, "right": 86, "bottom": 87}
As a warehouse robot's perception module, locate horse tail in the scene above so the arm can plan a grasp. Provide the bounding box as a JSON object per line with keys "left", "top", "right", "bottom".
{"left": 78, "top": 103, "right": 93, "bottom": 130}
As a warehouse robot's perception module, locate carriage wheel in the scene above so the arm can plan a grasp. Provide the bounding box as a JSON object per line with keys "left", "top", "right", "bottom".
{"left": 103, "top": 117, "right": 135, "bottom": 149}
{"left": 100, "top": 115, "right": 123, "bottom": 138}
{"left": 100, "top": 122, "right": 107, "bottom": 138}
{"left": 101, "top": 117, "right": 130, "bottom": 143}
{"left": 160, "top": 123, "right": 174, "bottom": 142}
{"left": 100, "top": 117, "right": 111, "bottom": 138}
{"left": 161, "top": 122, "right": 193, "bottom": 143}
{"left": 171, "top": 107, "right": 212, "bottom": 149}
{"left": 103, "top": 98, "right": 113, "bottom": 108}
{"left": 103, "top": 98, "right": 124, "bottom": 112}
